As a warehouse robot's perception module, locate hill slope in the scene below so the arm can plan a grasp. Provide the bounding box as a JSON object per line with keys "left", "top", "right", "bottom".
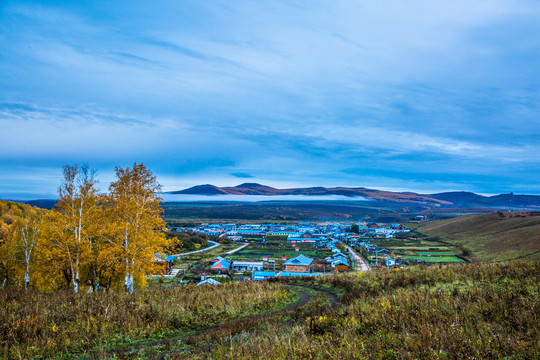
{"left": 419, "top": 211, "right": 540, "bottom": 261}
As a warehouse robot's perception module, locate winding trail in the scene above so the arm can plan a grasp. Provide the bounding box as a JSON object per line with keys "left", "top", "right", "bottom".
{"left": 99, "top": 284, "right": 340, "bottom": 358}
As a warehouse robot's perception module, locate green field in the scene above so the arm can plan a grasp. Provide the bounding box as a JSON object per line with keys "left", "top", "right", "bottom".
{"left": 416, "top": 251, "right": 458, "bottom": 256}
{"left": 400, "top": 255, "right": 465, "bottom": 263}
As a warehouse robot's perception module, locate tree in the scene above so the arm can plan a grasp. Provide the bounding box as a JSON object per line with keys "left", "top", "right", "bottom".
{"left": 350, "top": 223, "right": 360, "bottom": 234}
{"left": 53, "top": 164, "right": 101, "bottom": 293}
{"left": 11, "top": 208, "right": 42, "bottom": 289}
{"left": 105, "top": 163, "right": 169, "bottom": 293}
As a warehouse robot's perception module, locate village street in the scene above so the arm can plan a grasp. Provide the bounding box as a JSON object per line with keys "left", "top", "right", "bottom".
{"left": 225, "top": 242, "right": 249, "bottom": 255}
{"left": 173, "top": 240, "right": 221, "bottom": 256}
{"left": 345, "top": 243, "right": 370, "bottom": 271}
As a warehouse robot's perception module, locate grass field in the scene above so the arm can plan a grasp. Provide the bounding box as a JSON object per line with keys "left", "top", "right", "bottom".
{"left": 204, "top": 261, "right": 539, "bottom": 359}
{"left": 362, "top": 237, "right": 464, "bottom": 264}
{"left": 400, "top": 255, "right": 465, "bottom": 263}
{"left": 416, "top": 251, "right": 458, "bottom": 256}
{"left": 419, "top": 211, "right": 540, "bottom": 262}
{"left": 0, "top": 282, "right": 291, "bottom": 359}
{"left": 2, "top": 261, "right": 538, "bottom": 359}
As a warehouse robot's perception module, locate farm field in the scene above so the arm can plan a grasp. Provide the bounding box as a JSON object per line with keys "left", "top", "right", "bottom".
{"left": 399, "top": 255, "right": 465, "bottom": 263}
{"left": 361, "top": 236, "right": 466, "bottom": 264}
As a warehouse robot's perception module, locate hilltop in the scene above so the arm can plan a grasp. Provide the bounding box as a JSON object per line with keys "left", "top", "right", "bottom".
{"left": 419, "top": 211, "right": 540, "bottom": 262}
{"left": 171, "top": 183, "right": 540, "bottom": 210}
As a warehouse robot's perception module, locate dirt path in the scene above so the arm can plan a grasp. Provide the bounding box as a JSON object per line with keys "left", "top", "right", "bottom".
{"left": 97, "top": 285, "right": 339, "bottom": 359}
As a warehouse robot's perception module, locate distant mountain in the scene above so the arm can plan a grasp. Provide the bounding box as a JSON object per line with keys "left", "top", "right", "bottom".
{"left": 170, "top": 183, "right": 540, "bottom": 209}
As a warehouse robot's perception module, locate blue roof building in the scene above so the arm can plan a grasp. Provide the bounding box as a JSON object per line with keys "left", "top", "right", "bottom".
{"left": 252, "top": 271, "right": 277, "bottom": 281}
{"left": 283, "top": 254, "right": 314, "bottom": 272}
{"left": 279, "top": 272, "right": 325, "bottom": 277}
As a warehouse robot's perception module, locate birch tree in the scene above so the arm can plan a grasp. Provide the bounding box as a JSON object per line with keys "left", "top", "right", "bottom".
{"left": 11, "top": 208, "right": 42, "bottom": 289}
{"left": 106, "top": 163, "right": 168, "bottom": 293}
{"left": 54, "top": 164, "right": 101, "bottom": 293}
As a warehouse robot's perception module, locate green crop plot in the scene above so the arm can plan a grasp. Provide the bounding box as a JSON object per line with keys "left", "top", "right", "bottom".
{"left": 416, "top": 251, "right": 458, "bottom": 256}
{"left": 400, "top": 255, "right": 465, "bottom": 263}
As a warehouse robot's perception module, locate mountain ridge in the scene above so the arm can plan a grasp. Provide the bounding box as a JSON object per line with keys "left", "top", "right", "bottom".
{"left": 169, "top": 183, "right": 540, "bottom": 208}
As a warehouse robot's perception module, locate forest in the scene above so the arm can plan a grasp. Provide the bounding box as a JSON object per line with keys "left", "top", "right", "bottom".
{"left": 0, "top": 163, "right": 170, "bottom": 293}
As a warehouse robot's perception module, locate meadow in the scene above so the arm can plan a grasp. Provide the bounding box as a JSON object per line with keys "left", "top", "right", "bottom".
{"left": 2, "top": 261, "right": 538, "bottom": 359}
{"left": 0, "top": 282, "right": 291, "bottom": 359}
{"left": 204, "top": 261, "right": 539, "bottom": 359}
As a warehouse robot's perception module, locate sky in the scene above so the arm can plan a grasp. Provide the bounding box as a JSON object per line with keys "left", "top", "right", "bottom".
{"left": 1, "top": 0, "right": 539, "bottom": 199}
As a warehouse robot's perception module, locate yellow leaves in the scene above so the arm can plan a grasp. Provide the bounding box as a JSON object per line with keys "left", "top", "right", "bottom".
{"left": 52, "top": 323, "right": 58, "bottom": 333}
{"left": 381, "top": 299, "right": 392, "bottom": 312}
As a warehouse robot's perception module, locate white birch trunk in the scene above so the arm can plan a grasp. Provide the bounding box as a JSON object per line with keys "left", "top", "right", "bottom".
{"left": 124, "top": 273, "right": 134, "bottom": 293}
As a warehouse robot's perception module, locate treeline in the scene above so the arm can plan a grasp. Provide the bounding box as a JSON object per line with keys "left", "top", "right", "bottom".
{"left": 0, "top": 163, "right": 169, "bottom": 293}
{"left": 166, "top": 231, "right": 210, "bottom": 253}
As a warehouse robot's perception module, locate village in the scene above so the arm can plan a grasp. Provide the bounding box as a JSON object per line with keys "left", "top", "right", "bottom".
{"left": 151, "top": 220, "right": 453, "bottom": 286}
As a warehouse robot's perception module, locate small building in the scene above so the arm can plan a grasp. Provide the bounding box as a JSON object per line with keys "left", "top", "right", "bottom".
{"left": 197, "top": 278, "right": 221, "bottom": 286}
{"left": 211, "top": 259, "right": 231, "bottom": 274}
{"left": 252, "top": 271, "right": 277, "bottom": 281}
{"left": 283, "top": 254, "right": 314, "bottom": 273}
{"left": 386, "top": 258, "right": 397, "bottom": 267}
{"left": 331, "top": 258, "right": 349, "bottom": 272}
{"left": 300, "top": 231, "right": 316, "bottom": 239}
{"left": 153, "top": 254, "right": 176, "bottom": 275}
{"left": 232, "top": 261, "right": 264, "bottom": 271}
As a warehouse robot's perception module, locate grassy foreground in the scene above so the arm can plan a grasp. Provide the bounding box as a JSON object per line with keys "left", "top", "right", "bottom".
{"left": 204, "top": 261, "right": 539, "bottom": 359}
{"left": 2, "top": 261, "right": 538, "bottom": 359}
{"left": 0, "top": 282, "right": 289, "bottom": 359}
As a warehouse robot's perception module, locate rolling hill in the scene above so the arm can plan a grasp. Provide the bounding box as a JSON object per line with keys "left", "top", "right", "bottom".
{"left": 419, "top": 211, "right": 540, "bottom": 262}
{"left": 170, "top": 183, "right": 540, "bottom": 210}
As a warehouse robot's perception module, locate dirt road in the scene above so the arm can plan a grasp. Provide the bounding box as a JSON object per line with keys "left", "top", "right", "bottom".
{"left": 345, "top": 243, "right": 370, "bottom": 271}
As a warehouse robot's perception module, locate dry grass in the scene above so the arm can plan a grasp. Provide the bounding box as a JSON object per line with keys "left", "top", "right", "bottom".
{"left": 192, "top": 262, "right": 539, "bottom": 359}
{"left": 419, "top": 211, "right": 540, "bottom": 261}
{"left": 0, "top": 281, "right": 289, "bottom": 359}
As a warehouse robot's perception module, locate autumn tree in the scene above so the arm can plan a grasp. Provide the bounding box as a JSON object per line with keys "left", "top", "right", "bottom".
{"left": 52, "top": 164, "right": 101, "bottom": 293}
{"left": 105, "top": 163, "right": 169, "bottom": 293}
{"left": 0, "top": 201, "right": 31, "bottom": 287}
{"left": 10, "top": 207, "right": 43, "bottom": 289}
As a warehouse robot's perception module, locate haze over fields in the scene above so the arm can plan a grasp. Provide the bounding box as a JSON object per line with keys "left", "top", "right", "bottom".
{"left": 1, "top": 1, "right": 540, "bottom": 199}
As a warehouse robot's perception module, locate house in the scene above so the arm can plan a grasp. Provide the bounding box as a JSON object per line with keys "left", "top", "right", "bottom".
{"left": 332, "top": 253, "right": 348, "bottom": 263}
{"left": 232, "top": 261, "right": 264, "bottom": 271}
{"left": 153, "top": 254, "right": 176, "bottom": 275}
{"left": 331, "top": 258, "right": 349, "bottom": 272}
{"left": 197, "top": 278, "right": 221, "bottom": 286}
{"left": 391, "top": 224, "right": 406, "bottom": 230}
{"left": 300, "top": 231, "right": 316, "bottom": 239}
{"left": 210, "top": 256, "right": 225, "bottom": 263}
{"left": 283, "top": 254, "right": 314, "bottom": 273}
{"left": 252, "top": 271, "right": 277, "bottom": 281}
{"left": 367, "top": 222, "right": 379, "bottom": 229}
{"left": 211, "top": 259, "right": 231, "bottom": 274}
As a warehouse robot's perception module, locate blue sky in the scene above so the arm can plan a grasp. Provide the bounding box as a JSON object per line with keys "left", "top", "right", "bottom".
{"left": 1, "top": 0, "right": 539, "bottom": 199}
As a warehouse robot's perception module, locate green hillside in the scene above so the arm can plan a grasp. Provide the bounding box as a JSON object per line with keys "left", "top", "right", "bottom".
{"left": 419, "top": 211, "right": 540, "bottom": 262}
